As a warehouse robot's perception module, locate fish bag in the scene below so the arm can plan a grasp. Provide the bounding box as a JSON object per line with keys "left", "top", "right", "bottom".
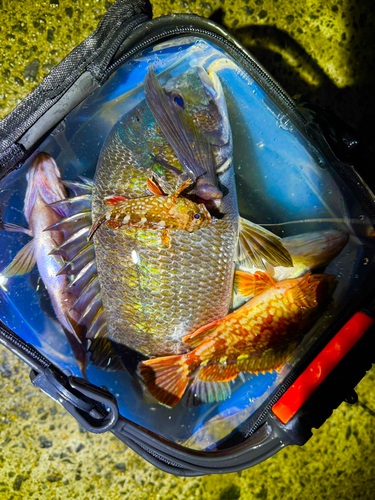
{"left": 1, "top": 0, "right": 375, "bottom": 476}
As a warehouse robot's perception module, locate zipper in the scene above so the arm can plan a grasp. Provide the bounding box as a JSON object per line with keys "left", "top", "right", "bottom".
{"left": 101, "top": 21, "right": 375, "bottom": 219}
{"left": 0, "top": 320, "right": 51, "bottom": 371}
{"left": 103, "top": 25, "right": 303, "bottom": 126}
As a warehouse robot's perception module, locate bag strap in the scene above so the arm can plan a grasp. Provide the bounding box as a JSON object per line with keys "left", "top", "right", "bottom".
{"left": 0, "top": 0, "right": 152, "bottom": 175}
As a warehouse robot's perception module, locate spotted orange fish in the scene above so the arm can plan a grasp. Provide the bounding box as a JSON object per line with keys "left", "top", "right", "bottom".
{"left": 139, "top": 271, "right": 336, "bottom": 407}
{"left": 88, "top": 178, "right": 212, "bottom": 246}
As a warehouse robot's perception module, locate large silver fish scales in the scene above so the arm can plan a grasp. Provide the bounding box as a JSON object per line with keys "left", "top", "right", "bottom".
{"left": 91, "top": 67, "right": 238, "bottom": 357}
{"left": 55, "top": 67, "right": 292, "bottom": 360}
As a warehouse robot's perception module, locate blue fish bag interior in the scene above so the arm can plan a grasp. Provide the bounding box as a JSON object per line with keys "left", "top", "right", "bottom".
{"left": 1, "top": 35, "right": 375, "bottom": 455}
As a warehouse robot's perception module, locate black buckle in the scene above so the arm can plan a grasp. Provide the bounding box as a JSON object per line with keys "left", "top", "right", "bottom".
{"left": 30, "top": 367, "right": 119, "bottom": 434}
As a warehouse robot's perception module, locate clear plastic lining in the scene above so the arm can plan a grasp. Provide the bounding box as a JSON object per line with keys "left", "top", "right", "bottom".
{"left": 0, "top": 36, "right": 374, "bottom": 451}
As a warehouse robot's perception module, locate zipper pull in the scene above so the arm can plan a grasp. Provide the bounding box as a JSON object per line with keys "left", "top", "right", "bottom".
{"left": 30, "top": 367, "right": 119, "bottom": 434}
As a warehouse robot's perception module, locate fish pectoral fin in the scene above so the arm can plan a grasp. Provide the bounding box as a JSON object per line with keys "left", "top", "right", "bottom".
{"left": 287, "top": 272, "right": 336, "bottom": 308}
{"left": 144, "top": 67, "right": 219, "bottom": 198}
{"left": 183, "top": 318, "right": 221, "bottom": 348}
{"left": 139, "top": 355, "right": 190, "bottom": 408}
{"left": 1, "top": 221, "right": 32, "bottom": 236}
{"left": 2, "top": 239, "right": 37, "bottom": 277}
{"left": 236, "top": 217, "right": 293, "bottom": 269}
{"left": 186, "top": 379, "right": 232, "bottom": 406}
{"left": 234, "top": 270, "right": 255, "bottom": 296}
{"left": 173, "top": 178, "right": 193, "bottom": 198}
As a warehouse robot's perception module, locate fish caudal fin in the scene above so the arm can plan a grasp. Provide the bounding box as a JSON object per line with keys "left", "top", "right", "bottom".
{"left": 139, "top": 355, "right": 191, "bottom": 407}
{"left": 2, "top": 239, "right": 37, "bottom": 277}
{"left": 236, "top": 217, "right": 293, "bottom": 269}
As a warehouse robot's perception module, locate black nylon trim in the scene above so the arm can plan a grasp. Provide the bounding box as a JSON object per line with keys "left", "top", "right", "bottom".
{"left": 0, "top": 0, "right": 152, "bottom": 157}
{"left": 0, "top": 143, "right": 26, "bottom": 174}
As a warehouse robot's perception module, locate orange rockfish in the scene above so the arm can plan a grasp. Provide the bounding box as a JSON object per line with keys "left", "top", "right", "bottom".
{"left": 89, "top": 178, "right": 212, "bottom": 247}
{"left": 140, "top": 271, "right": 336, "bottom": 407}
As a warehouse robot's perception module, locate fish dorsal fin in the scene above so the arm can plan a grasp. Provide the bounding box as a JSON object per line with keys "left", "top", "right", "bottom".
{"left": 104, "top": 195, "right": 128, "bottom": 206}
{"left": 147, "top": 177, "right": 164, "bottom": 196}
{"left": 235, "top": 217, "right": 293, "bottom": 269}
{"left": 286, "top": 272, "right": 318, "bottom": 308}
{"left": 234, "top": 270, "right": 255, "bottom": 297}
{"left": 253, "top": 271, "right": 276, "bottom": 296}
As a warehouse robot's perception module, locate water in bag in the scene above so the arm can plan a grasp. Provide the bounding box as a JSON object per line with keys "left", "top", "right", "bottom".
{"left": 0, "top": 36, "right": 374, "bottom": 451}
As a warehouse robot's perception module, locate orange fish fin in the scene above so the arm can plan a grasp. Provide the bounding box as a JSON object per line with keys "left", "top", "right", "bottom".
{"left": 147, "top": 177, "right": 164, "bottom": 196}
{"left": 161, "top": 228, "right": 171, "bottom": 247}
{"left": 183, "top": 318, "right": 222, "bottom": 348}
{"left": 139, "top": 355, "right": 190, "bottom": 408}
{"left": 287, "top": 272, "right": 336, "bottom": 308}
{"left": 173, "top": 178, "right": 193, "bottom": 198}
{"left": 253, "top": 271, "right": 276, "bottom": 296}
{"left": 234, "top": 270, "right": 255, "bottom": 296}
{"left": 186, "top": 379, "right": 232, "bottom": 405}
{"left": 197, "top": 363, "right": 239, "bottom": 382}
{"left": 237, "top": 343, "right": 299, "bottom": 375}
{"left": 104, "top": 195, "right": 128, "bottom": 206}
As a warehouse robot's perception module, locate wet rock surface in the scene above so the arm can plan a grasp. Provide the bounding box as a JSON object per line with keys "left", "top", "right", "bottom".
{"left": 1, "top": 347, "right": 375, "bottom": 499}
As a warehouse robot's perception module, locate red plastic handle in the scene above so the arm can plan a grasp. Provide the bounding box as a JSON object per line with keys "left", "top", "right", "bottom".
{"left": 272, "top": 312, "right": 374, "bottom": 424}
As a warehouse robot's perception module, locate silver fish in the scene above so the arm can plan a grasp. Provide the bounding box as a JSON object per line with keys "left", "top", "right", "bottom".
{"left": 1, "top": 153, "right": 122, "bottom": 375}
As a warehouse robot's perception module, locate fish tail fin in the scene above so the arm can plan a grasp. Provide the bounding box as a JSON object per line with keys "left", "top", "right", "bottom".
{"left": 236, "top": 217, "right": 293, "bottom": 269}
{"left": 2, "top": 239, "right": 37, "bottom": 277}
{"left": 139, "top": 354, "right": 191, "bottom": 407}
{"left": 186, "top": 379, "right": 232, "bottom": 406}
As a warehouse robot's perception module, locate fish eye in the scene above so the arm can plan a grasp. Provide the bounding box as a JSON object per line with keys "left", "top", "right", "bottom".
{"left": 172, "top": 93, "right": 185, "bottom": 109}
{"left": 194, "top": 214, "right": 200, "bottom": 220}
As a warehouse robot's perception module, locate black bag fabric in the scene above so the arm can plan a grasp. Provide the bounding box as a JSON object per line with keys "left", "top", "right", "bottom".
{"left": 1, "top": 0, "right": 375, "bottom": 477}
{"left": 0, "top": 0, "right": 152, "bottom": 177}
